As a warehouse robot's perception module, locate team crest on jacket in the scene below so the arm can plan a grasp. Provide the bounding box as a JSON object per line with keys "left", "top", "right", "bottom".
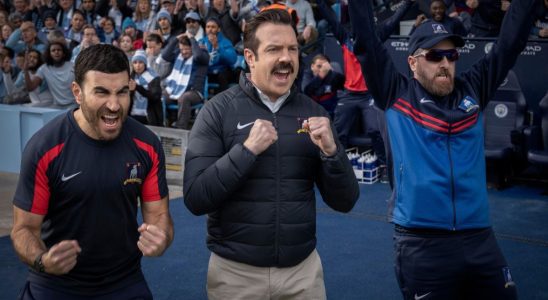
{"left": 432, "top": 23, "right": 448, "bottom": 34}
{"left": 124, "top": 162, "right": 142, "bottom": 185}
{"left": 458, "top": 96, "right": 479, "bottom": 113}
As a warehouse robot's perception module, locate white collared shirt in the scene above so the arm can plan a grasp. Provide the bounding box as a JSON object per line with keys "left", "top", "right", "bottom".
{"left": 253, "top": 86, "right": 290, "bottom": 113}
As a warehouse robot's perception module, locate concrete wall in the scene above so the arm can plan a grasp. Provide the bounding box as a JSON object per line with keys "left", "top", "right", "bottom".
{"left": 0, "top": 104, "right": 66, "bottom": 173}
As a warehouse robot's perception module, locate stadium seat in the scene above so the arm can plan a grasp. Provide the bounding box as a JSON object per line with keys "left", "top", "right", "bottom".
{"left": 323, "top": 33, "right": 343, "bottom": 70}
{"left": 525, "top": 91, "right": 548, "bottom": 168}
{"left": 484, "top": 70, "right": 529, "bottom": 188}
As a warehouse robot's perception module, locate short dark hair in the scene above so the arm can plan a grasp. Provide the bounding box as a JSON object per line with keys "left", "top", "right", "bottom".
{"left": 82, "top": 24, "right": 96, "bottom": 32}
{"left": 430, "top": 0, "right": 446, "bottom": 6}
{"left": 44, "top": 41, "right": 70, "bottom": 65}
{"left": 178, "top": 35, "right": 191, "bottom": 46}
{"left": 146, "top": 33, "right": 163, "bottom": 44}
{"left": 311, "top": 53, "right": 330, "bottom": 64}
{"left": 2, "top": 46, "right": 14, "bottom": 59}
{"left": 74, "top": 44, "right": 129, "bottom": 86}
{"left": 243, "top": 9, "right": 295, "bottom": 56}
{"left": 26, "top": 49, "right": 44, "bottom": 71}
{"left": 72, "top": 9, "right": 85, "bottom": 19}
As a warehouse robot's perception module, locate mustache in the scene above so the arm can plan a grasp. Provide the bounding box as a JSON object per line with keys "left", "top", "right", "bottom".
{"left": 98, "top": 105, "right": 124, "bottom": 118}
{"left": 435, "top": 69, "right": 451, "bottom": 77}
{"left": 271, "top": 62, "right": 294, "bottom": 74}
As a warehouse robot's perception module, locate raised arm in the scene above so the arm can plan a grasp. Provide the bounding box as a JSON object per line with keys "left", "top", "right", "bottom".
{"left": 349, "top": 0, "right": 406, "bottom": 110}
{"left": 25, "top": 68, "right": 43, "bottom": 92}
{"left": 191, "top": 37, "right": 210, "bottom": 65}
{"left": 377, "top": 0, "right": 416, "bottom": 42}
{"left": 462, "top": 0, "right": 544, "bottom": 107}
{"left": 316, "top": 0, "right": 349, "bottom": 45}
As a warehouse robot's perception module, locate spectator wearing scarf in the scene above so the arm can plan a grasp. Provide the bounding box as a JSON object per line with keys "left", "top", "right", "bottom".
{"left": 158, "top": 33, "right": 209, "bottom": 129}
{"left": 130, "top": 50, "right": 163, "bottom": 126}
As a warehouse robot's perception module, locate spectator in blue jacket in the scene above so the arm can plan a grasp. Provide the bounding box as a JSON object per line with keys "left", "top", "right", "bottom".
{"left": 5, "top": 21, "right": 46, "bottom": 55}
{"left": 200, "top": 16, "right": 237, "bottom": 92}
{"left": 349, "top": 0, "right": 544, "bottom": 298}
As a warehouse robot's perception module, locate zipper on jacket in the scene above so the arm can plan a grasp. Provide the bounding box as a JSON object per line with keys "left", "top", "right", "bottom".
{"left": 447, "top": 125, "right": 457, "bottom": 230}
{"left": 273, "top": 113, "right": 281, "bottom": 264}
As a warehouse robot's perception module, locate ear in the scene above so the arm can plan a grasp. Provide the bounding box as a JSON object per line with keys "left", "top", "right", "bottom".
{"left": 72, "top": 82, "right": 82, "bottom": 105}
{"left": 408, "top": 55, "right": 417, "bottom": 74}
{"left": 243, "top": 48, "right": 255, "bottom": 69}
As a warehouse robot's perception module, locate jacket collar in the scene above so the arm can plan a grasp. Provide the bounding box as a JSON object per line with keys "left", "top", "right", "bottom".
{"left": 238, "top": 72, "right": 298, "bottom": 108}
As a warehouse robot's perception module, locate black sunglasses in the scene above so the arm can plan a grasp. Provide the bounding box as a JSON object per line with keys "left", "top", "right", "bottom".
{"left": 414, "top": 49, "right": 459, "bottom": 62}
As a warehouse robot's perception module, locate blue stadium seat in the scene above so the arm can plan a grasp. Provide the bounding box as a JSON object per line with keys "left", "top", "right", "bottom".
{"left": 525, "top": 91, "right": 548, "bottom": 168}
{"left": 484, "top": 70, "right": 529, "bottom": 188}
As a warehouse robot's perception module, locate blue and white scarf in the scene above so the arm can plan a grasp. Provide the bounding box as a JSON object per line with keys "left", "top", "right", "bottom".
{"left": 132, "top": 69, "right": 158, "bottom": 117}
{"left": 164, "top": 54, "right": 193, "bottom": 100}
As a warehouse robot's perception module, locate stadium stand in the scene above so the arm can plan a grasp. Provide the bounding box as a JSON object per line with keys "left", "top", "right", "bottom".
{"left": 484, "top": 70, "right": 529, "bottom": 188}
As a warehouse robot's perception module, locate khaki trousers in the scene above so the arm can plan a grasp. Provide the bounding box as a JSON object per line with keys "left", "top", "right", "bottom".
{"left": 207, "top": 249, "right": 326, "bottom": 300}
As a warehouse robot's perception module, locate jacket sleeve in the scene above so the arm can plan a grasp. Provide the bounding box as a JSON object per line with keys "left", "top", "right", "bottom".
{"left": 218, "top": 37, "right": 238, "bottom": 66}
{"left": 5, "top": 29, "right": 24, "bottom": 54}
{"left": 191, "top": 38, "right": 210, "bottom": 65}
{"left": 160, "top": 37, "right": 180, "bottom": 63}
{"left": 135, "top": 77, "right": 162, "bottom": 103}
{"left": 376, "top": 0, "right": 415, "bottom": 42}
{"left": 316, "top": 0, "right": 348, "bottom": 45}
{"left": 460, "top": 0, "right": 542, "bottom": 108}
{"left": 315, "top": 131, "right": 360, "bottom": 213}
{"left": 303, "top": 74, "right": 323, "bottom": 97}
{"left": 349, "top": 0, "right": 406, "bottom": 110}
{"left": 183, "top": 100, "right": 257, "bottom": 215}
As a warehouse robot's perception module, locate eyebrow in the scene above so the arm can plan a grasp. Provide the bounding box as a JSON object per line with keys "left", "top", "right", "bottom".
{"left": 93, "top": 85, "right": 130, "bottom": 94}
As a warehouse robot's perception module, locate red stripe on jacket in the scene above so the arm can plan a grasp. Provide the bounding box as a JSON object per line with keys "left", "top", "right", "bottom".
{"left": 394, "top": 98, "right": 479, "bottom": 133}
{"left": 134, "top": 138, "right": 162, "bottom": 202}
{"left": 31, "top": 144, "right": 64, "bottom": 215}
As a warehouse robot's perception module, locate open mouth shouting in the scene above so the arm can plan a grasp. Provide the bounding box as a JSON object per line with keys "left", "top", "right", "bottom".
{"left": 271, "top": 62, "right": 294, "bottom": 83}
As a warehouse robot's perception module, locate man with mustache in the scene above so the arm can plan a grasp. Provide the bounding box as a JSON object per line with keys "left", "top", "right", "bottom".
{"left": 349, "top": 0, "right": 544, "bottom": 299}
{"left": 11, "top": 44, "right": 173, "bottom": 299}
{"left": 183, "top": 9, "right": 359, "bottom": 300}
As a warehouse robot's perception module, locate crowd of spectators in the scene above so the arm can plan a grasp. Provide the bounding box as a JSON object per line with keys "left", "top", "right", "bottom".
{"left": 0, "top": 0, "right": 546, "bottom": 130}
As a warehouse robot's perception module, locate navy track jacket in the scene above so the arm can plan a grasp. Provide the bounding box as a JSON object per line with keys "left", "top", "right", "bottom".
{"left": 349, "top": 0, "right": 541, "bottom": 230}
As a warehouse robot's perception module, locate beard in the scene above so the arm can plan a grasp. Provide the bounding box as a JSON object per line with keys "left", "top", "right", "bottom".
{"left": 187, "top": 26, "right": 198, "bottom": 35}
{"left": 52, "top": 57, "right": 65, "bottom": 67}
{"left": 80, "top": 94, "right": 127, "bottom": 141}
{"left": 416, "top": 66, "right": 454, "bottom": 97}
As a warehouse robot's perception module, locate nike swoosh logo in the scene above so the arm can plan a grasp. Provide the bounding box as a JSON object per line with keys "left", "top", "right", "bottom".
{"left": 420, "top": 98, "right": 435, "bottom": 104}
{"left": 414, "top": 292, "right": 431, "bottom": 300}
{"left": 237, "top": 121, "right": 254, "bottom": 130}
{"left": 61, "top": 171, "right": 82, "bottom": 182}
